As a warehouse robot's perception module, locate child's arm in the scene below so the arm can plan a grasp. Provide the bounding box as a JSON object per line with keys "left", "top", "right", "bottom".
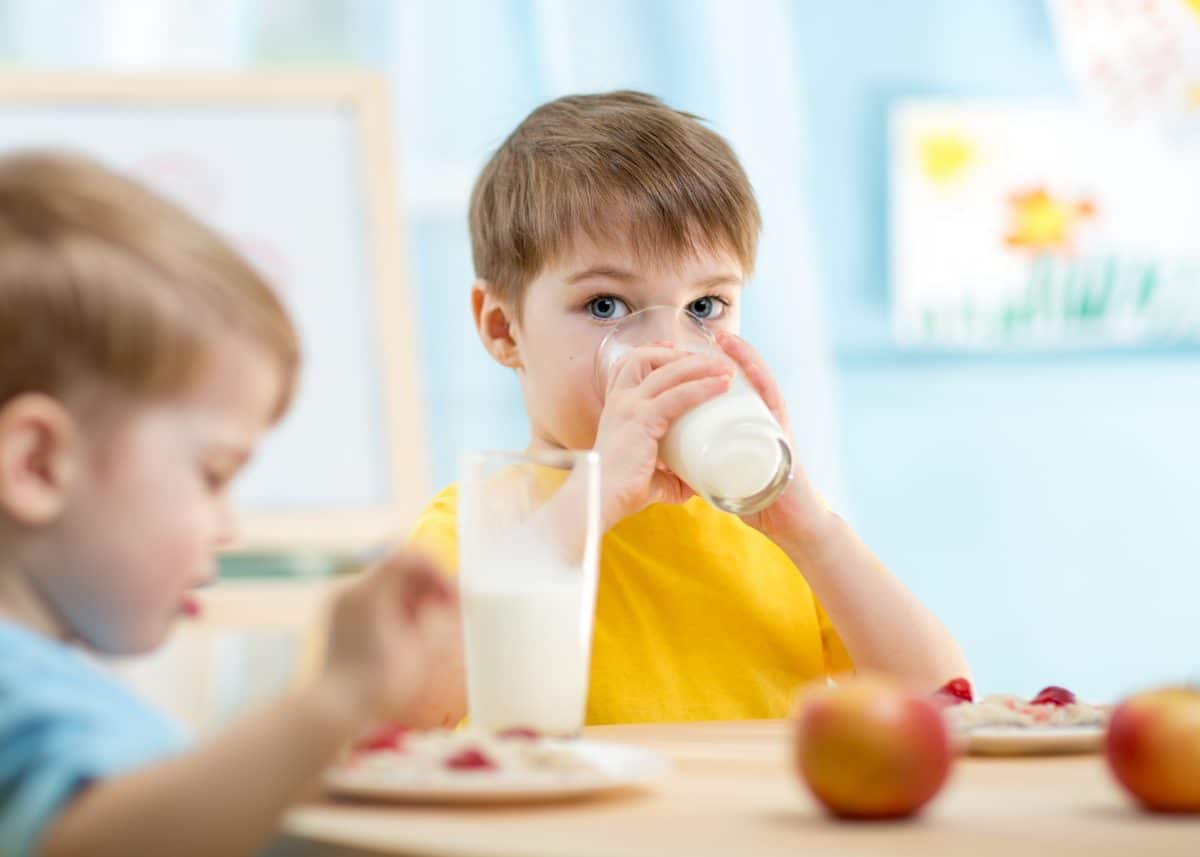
{"left": 715, "top": 331, "right": 970, "bottom": 690}
{"left": 39, "top": 552, "right": 458, "bottom": 857}
{"left": 768, "top": 500, "right": 970, "bottom": 690}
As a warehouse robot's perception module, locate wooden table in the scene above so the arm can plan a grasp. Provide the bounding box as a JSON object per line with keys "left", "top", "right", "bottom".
{"left": 283, "top": 720, "right": 1200, "bottom": 856}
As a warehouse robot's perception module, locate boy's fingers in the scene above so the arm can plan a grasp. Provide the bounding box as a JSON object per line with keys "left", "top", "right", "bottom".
{"left": 639, "top": 352, "right": 732, "bottom": 399}
{"left": 375, "top": 550, "right": 457, "bottom": 619}
{"left": 647, "top": 374, "right": 733, "bottom": 429}
{"left": 608, "top": 345, "right": 689, "bottom": 393}
{"left": 401, "top": 576, "right": 457, "bottom": 623}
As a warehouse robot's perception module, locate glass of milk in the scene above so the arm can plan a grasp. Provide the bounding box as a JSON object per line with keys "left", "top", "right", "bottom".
{"left": 457, "top": 449, "right": 601, "bottom": 736}
{"left": 594, "top": 306, "right": 793, "bottom": 516}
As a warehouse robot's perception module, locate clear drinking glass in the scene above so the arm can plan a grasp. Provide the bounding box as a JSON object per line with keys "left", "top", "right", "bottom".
{"left": 594, "top": 306, "right": 793, "bottom": 515}
{"left": 457, "top": 449, "right": 601, "bottom": 735}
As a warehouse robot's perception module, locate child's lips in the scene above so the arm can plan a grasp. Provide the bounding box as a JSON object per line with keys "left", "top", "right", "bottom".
{"left": 179, "top": 594, "right": 203, "bottom": 618}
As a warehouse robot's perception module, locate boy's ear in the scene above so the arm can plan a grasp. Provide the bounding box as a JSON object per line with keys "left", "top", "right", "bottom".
{"left": 0, "top": 394, "right": 79, "bottom": 526}
{"left": 471, "top": 280, "right": 523, "bottom": 369}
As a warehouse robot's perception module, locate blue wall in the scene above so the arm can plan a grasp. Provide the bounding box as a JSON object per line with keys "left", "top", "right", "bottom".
{"left": 15, "top": 0, "right": 1188, "bottom": 700}
{"left": 794, "top": 1, "right": 1200, "bottom": 700}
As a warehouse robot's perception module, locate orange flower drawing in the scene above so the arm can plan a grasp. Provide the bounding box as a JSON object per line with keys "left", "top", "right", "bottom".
{"left": 1004, "top": 187, "right": 1097, "bottom": 253}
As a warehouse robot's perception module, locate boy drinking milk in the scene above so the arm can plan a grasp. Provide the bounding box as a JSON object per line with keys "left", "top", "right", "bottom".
{"left": 410, "top": 91, "right": 969, "bottom": 724}
{"left": 0, "top": 152, "right": 458, "bottom": 857}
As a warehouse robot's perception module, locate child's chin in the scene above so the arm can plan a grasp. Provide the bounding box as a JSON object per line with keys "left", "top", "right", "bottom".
{"left": 89, "top": 624, "right": 170, "bottom": 657}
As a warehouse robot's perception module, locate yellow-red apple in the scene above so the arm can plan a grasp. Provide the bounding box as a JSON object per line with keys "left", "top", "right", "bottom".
{"left": 793, "top": 677, "right": 953, "bottom": 819}
{"left": 1106, "top": 686, "right": 1200, "bottom": 813}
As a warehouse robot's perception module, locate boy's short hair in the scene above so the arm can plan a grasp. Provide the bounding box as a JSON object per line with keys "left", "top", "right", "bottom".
{"left": 0, "top": 151, "right": 299, "bottom": 419}
{"left": 469, "top": 90, "right": 761, "bottom": 308}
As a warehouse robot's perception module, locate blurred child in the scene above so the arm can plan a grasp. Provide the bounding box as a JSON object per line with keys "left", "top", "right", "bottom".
{"left": 410, "top": 91, "right": 969, "bottom": 724}
{"left": 0, "top": 152, "right": 458, "bottom": 857}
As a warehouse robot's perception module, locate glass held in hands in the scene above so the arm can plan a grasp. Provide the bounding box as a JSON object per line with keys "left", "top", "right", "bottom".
{"left": 593, "top": 306, "right": 792, "bottom": 516}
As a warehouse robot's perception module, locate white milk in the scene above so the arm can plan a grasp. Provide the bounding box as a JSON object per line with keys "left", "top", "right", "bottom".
{"left": 461, "top": 577, "right": 593, "bottom": 735}
{"left": 659, "top": 373, "right": 789, "bottom": 511}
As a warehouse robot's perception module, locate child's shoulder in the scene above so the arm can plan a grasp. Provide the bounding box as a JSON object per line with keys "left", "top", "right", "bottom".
{"left": 410, "top": 483, "right": 459, "bottom": 532}
{"left": 0, "top": 621, "right": 88, "bottom": 686}
{"left": 0, "top": 622, "right": 181, "bottom": 737}
{"left": 0, "top": 623, "right": 186, "bottom": 856}
{"left": 407, "top": 484, "right": 461, "bottom": 572}
{"left": 424, "top": 483, "right": 459, "bottom": 510}
{"left": 0, "top": 621, "right": 188, "bottom": 767}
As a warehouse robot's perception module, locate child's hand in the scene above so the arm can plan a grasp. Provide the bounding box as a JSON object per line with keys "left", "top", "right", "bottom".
{"left": 593, "top": 345, "right": 734, "bottom": 531}
{"left": 321, "top": 550, "right": 460, "bottom": 725}
{"left": 713, "top": 330, "right": 831, "bottom": 546}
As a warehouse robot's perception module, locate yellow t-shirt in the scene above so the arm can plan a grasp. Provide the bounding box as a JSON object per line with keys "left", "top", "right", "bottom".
{"left": 409, "top": 486, "right": 852, "bottom": 724}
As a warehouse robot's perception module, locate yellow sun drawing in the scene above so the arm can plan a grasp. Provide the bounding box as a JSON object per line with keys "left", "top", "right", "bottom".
{"left": 918, "top": 131, "right": 976, "bottom": 185}
{"left": 1186, "top": 0, "right": 1200, "bottom": 20}
{"left": 1004, "top": 187, "right": 1097, "bottom": 253}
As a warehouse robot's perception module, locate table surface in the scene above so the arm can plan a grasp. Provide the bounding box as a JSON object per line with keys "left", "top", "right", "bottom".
{"left": 284, "top": 720, "right": 1200, "bottom": 857}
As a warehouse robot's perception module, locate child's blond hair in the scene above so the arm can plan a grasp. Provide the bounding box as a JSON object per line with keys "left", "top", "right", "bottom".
{"left": 469, "top": 91, "right": 761, "bottom": 310}
{"left": 0, "top": 151, "right": 299, "bottom": 418}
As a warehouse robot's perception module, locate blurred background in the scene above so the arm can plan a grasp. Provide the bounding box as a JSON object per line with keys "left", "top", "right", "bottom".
{"left": 1, "top": 0, "right": 1198, "bottom": 707}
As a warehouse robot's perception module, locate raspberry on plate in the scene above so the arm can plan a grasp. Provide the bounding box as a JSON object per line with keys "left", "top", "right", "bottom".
{"left": 355, "top": 724, "right": 409, "bottom": 753}
{"left": 934, "top": 677, "right": 974, "bottom": 706}
{"left": 444, "top": 747, "right": 498, "bottom": 771}
{"left": 1032, "top": 686, "right": 1077, "bottom": 707}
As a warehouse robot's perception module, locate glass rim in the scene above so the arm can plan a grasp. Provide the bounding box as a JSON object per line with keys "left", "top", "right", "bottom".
{"left": 594, "top": 305, "right": 715, "bottom": 395}
{"left": 460, "top": 448, "right": 600, "bottom": 472}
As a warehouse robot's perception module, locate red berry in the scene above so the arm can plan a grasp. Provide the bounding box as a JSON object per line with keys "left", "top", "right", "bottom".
{"left": 445, "top": 747, "right": 497, "bottom": 771}
{"left": 355, "top": 724, "right": 409, "bottom": 752}
{"left": 497, "top": 727, "right": 541, "bottom": 740}
{"left": 934, "top": 677, "right": 974, "bottom": 706}
{"left": 1032, "top": 686, "right": 1076, "bottom": 707}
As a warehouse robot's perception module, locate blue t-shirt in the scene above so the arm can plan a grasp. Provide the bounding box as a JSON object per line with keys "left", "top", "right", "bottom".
{"left": 0, "top": 621, "right": 188, "bottom": 857}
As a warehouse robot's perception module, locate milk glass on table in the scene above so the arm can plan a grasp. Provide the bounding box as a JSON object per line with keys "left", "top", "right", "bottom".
{"left": 457, "top": 449, "right": 600, "bottom": 736}
{"left": 594, "top": 306, "right": 793, "bottom": 516}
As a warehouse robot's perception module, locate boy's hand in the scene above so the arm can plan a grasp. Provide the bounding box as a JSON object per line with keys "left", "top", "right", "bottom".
{"left": 321, "top": 550, "right": 460, "bottom": 726}
{"left": 713, "top": 330, "right": 831, "bottom": 547}
{"left": 594, "top": 345, "right": 734, "bottom": 531}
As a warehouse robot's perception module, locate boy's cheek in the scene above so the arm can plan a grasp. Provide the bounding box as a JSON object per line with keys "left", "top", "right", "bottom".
{"left": 548, "top": 389, "right": 603, "bottom": 449}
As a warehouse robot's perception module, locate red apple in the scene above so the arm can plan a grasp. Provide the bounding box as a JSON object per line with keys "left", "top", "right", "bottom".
{"left": 793, "top": 677, "right": 954, "bottom": 819}
{"left": 1106, "top": 686, "right": 1200, "bottom": 813}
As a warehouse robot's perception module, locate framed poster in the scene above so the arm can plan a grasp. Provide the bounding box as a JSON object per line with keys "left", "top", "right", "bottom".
{"left": 0, "top": 73, "right": 428, "bottom": 550}
{"left": 891, "top": 101, "right": 1200, "bottom": 348}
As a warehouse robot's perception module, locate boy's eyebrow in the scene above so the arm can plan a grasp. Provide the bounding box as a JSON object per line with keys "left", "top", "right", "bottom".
{"left": 566, "top": 268, "right": 742, "bottom": 288}
{"left": 695, "top": 274, "right": 743, "bottom": 289}
{"left": 566, "top": 265, "right": 639, "bottom": 285}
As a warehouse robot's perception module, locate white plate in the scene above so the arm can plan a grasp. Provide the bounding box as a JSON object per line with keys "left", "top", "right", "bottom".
{"left": 323, "top": 740, "right": 669, "bottom": 804}
{"left": 962, "top": 725, "right": 1105, "bottom": 756}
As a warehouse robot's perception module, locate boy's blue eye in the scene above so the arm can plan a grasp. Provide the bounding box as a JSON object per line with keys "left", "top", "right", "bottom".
{"left": 586, "top": 296, "right": 630, "bottom": 320}
{"left": 687, "top": 296, "right": 726, "bottom": 320}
